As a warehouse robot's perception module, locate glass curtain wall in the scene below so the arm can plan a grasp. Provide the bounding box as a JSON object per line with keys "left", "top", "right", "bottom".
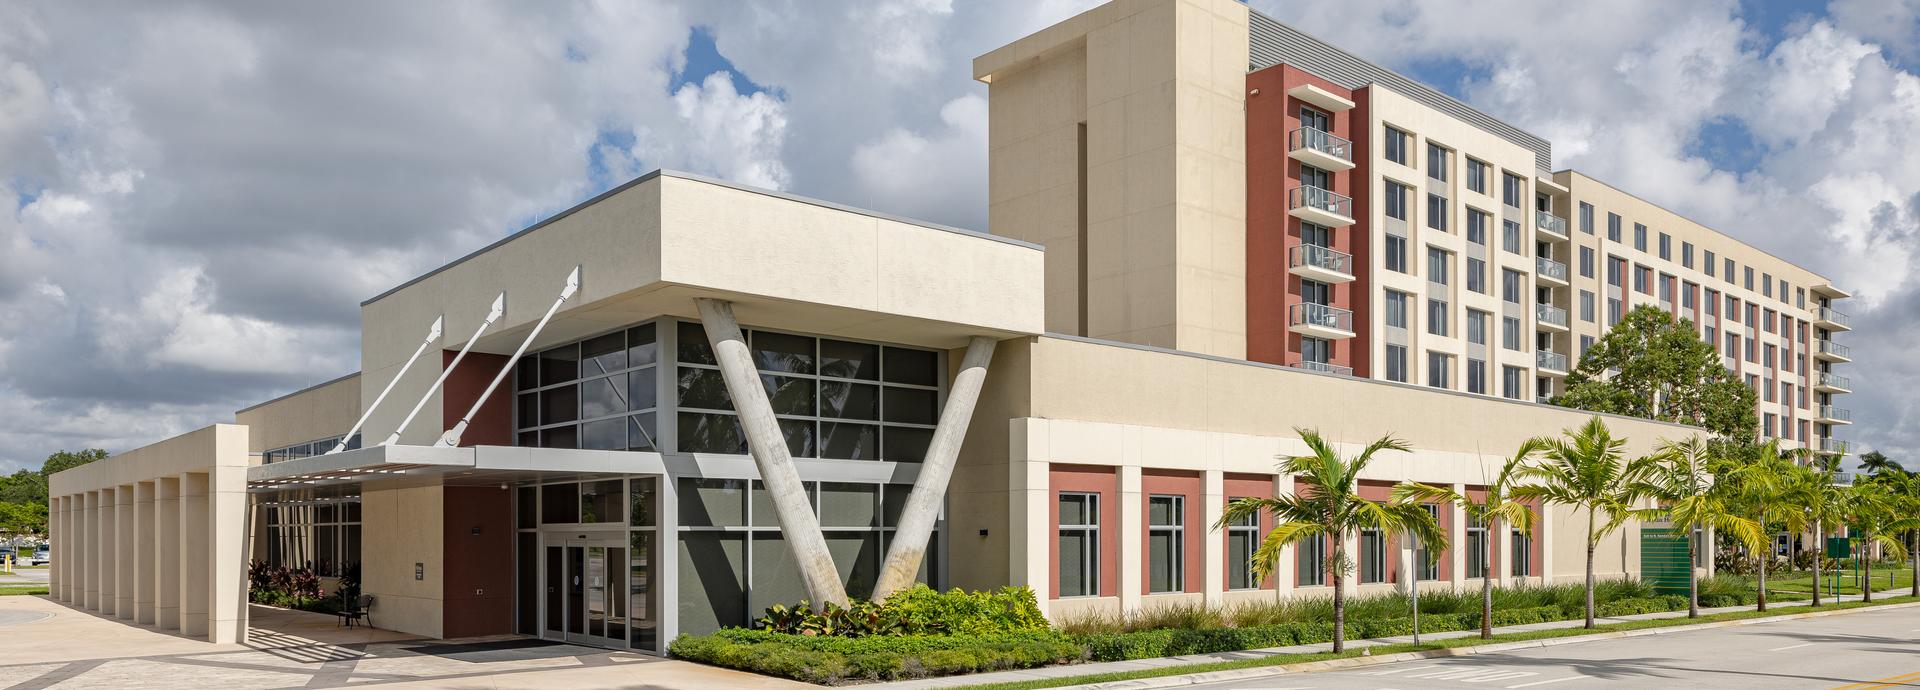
{"left": 515, "top": 477, "right": 661, "bottom": 652}
{"left": 261, "top": 493, "right": 362, "bottom": 578}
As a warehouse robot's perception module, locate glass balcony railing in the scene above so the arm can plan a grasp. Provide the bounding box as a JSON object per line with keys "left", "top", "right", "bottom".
{"left": 1289, "top": 127, "right": 1353, "bottom": 164}
{"left": 1289, "top": 186, "right": 1353, "bottom": 220}
{"left": 1536, "top": 210, "right": 1568, "bottom": 238}
{"left": 1289, "top": 244, "right": 1352, "bottom": 276}
{"left": 1290, "top": 302, "right": 1354, "bottom": 333}
{"left": 1818, "top": 405, "right": 1852, "bottom": 422}
{"left": 1817, "top": 306, "right": 1850, "bottom": 328}
{"left": 1817, "top": 371, "right": 1851, "bottom": 390}
{"left": 1537, "top": 350, "right": 1569, "bottom": 372}
{"left": 1817, "top": 339, "right": 1850, "bottom": 359}
{"left": 1288, "top": 360, "right": 1354, "bottom": 377}
{"left": 1536, "top": 257, "right": 1568, "bottom": 282}
{"left": 1536, "top": 303, "right": 1569, "bottom": 328}
{"left": 1816, "top": 438, "right": 1849, "bottom": 454}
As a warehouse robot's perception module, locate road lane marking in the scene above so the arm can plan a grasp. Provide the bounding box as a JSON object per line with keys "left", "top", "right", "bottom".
{"left": 1364, "top": 665, "right": 1438, "bottom": 675}
{"left": 1769, "top": 642, "right": 1815, "bottom": 651}
{"left": 1506, "top": 677, "right": 1585, "bottom": 688}
{"left": 1831, "top": 669, "right": 1920, "bottom": 690}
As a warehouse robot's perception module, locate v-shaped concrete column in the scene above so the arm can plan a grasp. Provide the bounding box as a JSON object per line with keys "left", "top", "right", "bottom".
{"left": 871, "top": 336, "right": 996, "bottom": 601}
{"left": 694, "top": 298, "right": 849, "bottom": 607}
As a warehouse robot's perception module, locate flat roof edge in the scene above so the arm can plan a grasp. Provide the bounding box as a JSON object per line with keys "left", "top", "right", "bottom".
{"left": 234, "top": 371, "right": 360, "bottom": 416}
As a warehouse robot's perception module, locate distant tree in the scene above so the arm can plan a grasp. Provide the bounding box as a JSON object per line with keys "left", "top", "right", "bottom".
{"left": 0, "top": 450, "right": 108, "bottom": 528}
{"left": 1858, "top": 451, "right": 1906, "bottom": 478}
{"left": 1552, "top": 305, "right": 1757, "bottom": 440}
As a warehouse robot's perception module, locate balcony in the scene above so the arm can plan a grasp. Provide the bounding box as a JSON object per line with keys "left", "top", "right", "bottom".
{"left": 1815, "top": 438, "right": 1849, "bottom": 456}
{"left": 1535, "top": 210, "right": 1569, "bottom": 240}
{"left": 1536, "top": 304, "right": 1569, "bottom": 332}
{"left": 1815, "top": 306, "right": 1850, "bottom": 331}
{"left": 1288, "top": 186, "right": 1355, "bottom": 228}
{"left": 1537, "top": 350, "right": 1569, "bottom": 374}
{"left": 1816, "top": 405, "right": 1853, "bottom": 424}
{"left": 1815, "top": 339, "right": 1851, "bottom": 363}
{"left": 1289, "top": 244, "right": 1355, "bottom": 283}
{"left": 1287, "top": 360, "right": 1354, "bottom": 377}
{"left": 1815, "top": 371, "right": 1852, "bottom": 393}
{"left": 1289, "top": 302, "right": 1356, "bottom": 339}
{"left": 1288, "top": 127, "right": 1356, "bottom": 171}
{"left": 1535, "top": 257, "right": 1569, "bottom": 287}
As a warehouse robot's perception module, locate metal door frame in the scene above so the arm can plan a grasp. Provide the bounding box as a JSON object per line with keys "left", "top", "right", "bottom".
{"left": 541, "top": 531, "right": 629, "bottom": 649}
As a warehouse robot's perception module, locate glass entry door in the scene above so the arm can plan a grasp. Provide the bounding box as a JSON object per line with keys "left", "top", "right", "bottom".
{"left": 542, "top": 535, "right": 628, "bottom": 648}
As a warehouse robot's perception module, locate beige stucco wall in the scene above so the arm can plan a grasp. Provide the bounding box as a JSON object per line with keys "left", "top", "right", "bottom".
{"left": 978, "top": 0, "right": 1250, "bottom": 359}
{"left": 235, "top": 374, "right": 361, "bottom": 455}
{"left": 359, "top": 483, "right": 445, "bottom": 639}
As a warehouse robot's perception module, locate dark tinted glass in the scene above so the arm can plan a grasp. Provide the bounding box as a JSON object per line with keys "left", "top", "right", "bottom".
{"left": 882, "top": 348, "right": 937, "bottom": 386}
{"left": 581, "top": 417, "right": 626, "bottom": 450}
{"left": 751, "top": 331, "right": 815, "bottom": 374}
{"left": 883, "top": 427, "right": 933, "bottom": 462}
{"left": 627, "top": 323, "right": 658, "bottom": 367}
{"left": 677, "top": 368, "right": 732, "bottom": 410}
{"left": 580, "top": 374, "right": 628, "bottom": 419}
{"left": 679, "top": 413, "right": 746, "bottom": 454}
{"left": 540, "top": 425, "right": 577, "bottom": 449}
{"left": 629, "top": 413, "right": 659, "bottom": 452}
{"left": 581, "top": 332, "right": 627, "bottom": 376}
{"left": 821, "top": 423, "right": 878, "bottom": 460}
{"left": 882, "top": 387, "right": 937, "bottom": 425}
{"left": 763, "top": 375, "right": 816, "bottom": 416}
{"left": 517, "top": 360, "right": 539, "bottom": 390}
{"left": 516, "top": 486, "right": 537, "bottom": 528}
{"left": 819, "top": 381, "right": 879, "bottom": 420}
{"left": 540, "top": 483, "right": 580, "bottom": 524}
{"left": 539, "top": 345, "right": 579, "bottom": 386}
{"left": 820, "top": 339, "right": 880, "bottom": 380}
{"left": 540, "top": 385, "right": 578, "bottom": 425}
{"left": 629, "top": 367, "right": 657, "bottom": 411}
{"left": 678, "top": 322, "right": 715, "bottom": 365}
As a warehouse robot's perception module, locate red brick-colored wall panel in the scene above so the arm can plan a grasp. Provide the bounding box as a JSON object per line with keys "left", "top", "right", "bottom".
{"left": 441, "top": 351, "right": 515, "bottom": 447}
{"left": 442, "top": 486, "right": 515, "bottom": 638}
{"left": 1050, "top": 465, "right": 1120, "bottom": 599}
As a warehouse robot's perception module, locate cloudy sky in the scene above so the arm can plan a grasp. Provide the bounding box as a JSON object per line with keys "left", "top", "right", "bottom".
{"left": 2, "top": 0, "right": 1916, "bottom": 473}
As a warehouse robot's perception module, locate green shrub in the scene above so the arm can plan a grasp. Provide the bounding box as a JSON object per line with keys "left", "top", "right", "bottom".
{"left": 671, "top": 629, "right": 1084, "bottom": 683}
{"left": 1592, "top": 595, "right": 1688, "bottom": 617}
{"left": 753, "top": 585, "right": 1048, "bottom": 638}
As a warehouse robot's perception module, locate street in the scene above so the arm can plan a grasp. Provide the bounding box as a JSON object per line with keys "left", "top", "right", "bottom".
{"left": 1184, "top": 605, "right": 1920, "bottom": 689}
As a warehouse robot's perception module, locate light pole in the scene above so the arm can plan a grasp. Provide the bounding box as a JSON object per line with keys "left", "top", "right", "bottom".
{"left": 1408, "top": 527, "right": 1421, "bottom": 645}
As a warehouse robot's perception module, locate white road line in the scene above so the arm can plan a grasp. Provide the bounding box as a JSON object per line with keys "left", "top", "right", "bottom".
{"left": 1363, "top": 665, "right": 1438, "bottom": 676}
{"left": 1506, "top": 676, "right": 1585, "bottom": 688}
{"left": 1768, "top": 642, "right": 1814, "bottom": 651}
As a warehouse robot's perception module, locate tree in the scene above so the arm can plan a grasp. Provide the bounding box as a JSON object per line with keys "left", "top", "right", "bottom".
{"left": 1630, "top": 437, "right": 1766, "bottom": 617}
{"left": 1840, "top": 482, "right": 1918, "bottom": 603}
{"left": 1858, "top": 451, "right": 1905, "bottom": 478}
{"left": 1393, "top": 438, "right": 1544, "bottom": 638}
{"left": 1886, "top": 471, "right": 1920, "bottom": 598}
{"left": 1787, "top": 458, "right": 1849, "bottom": 608}
{"left": 1513, "top": 417, "right": 1653, "bottom": 628}
{"left": 1217, "top": 430, "right": 1447, "bottom": 653}
{"left": 1702, "top": 440, "right": 1802, "bottom": 612}
{"left": 1551, "top": 305, "right": 1757, "bottom": 440}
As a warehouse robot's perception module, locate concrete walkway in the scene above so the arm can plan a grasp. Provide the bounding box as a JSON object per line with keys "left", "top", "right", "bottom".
{"left": 868, "top": 587, "right": 1917, "bottom": 690}
{"left": 0, "top": 595, "right": 808, "bottom": 690}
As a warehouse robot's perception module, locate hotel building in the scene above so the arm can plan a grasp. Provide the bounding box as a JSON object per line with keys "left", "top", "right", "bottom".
{"left": 47, "top": 0, "right": 1845, "bottom": 651}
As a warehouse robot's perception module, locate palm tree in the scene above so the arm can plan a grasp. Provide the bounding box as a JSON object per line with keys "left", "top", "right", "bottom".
{"left": 1630, "top": 437, "right": 1767, "bottom": 617}
{"left": 1218, "top": 429, "right": 1448, "bottom": 653}
{"left": 1393, "top": 438, "right": 1544, "bottom": 638}
{"left": 1786, "top": 459, "right": 1849, "bottom": 608}
{"left": 1839, "top": 482, "right": 1919, "bottom": 603}
{"left": 1716, "top": 440, "right": 1808, "bottom": 612}
{"left": 1886, "top": 471, "right": 1920, "bottom": 598}
{"left": 1512, "top": 417, "right": 1653, "bottom": 629}
{"left": 1858, "top": 450, "right": 1905, "bottom": 478}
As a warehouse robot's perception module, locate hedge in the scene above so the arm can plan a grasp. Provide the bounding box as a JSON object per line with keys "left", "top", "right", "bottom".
{"left": 1076, "top": 605, "right": 1566, "bottom": 661}
{"left": 668, "top": 629, "right": 1086, "bottom": 684}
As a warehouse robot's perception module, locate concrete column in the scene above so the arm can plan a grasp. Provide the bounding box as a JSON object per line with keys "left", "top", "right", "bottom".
{"left": 873, "top": 336, "right": 997, "bottom": 600}
{"left": 48, "top": 497, "right": 62, "bottom": 602}
{"left": 1008, "top": 422, "right": 1052, "bottom": 615}
{"left": 156, "top": 477, "right": 181, "bottom": 630}
{"left": 1200, "top": 470, "right": 1225, "bottom": 608}
{"left": 693, "top": 298, "right": 847, "bottom": 606}
{"left": 1540, "top": 504, "right": 1556, "bottom": 584}
{"left": 1497, "top": 515, "right": 1515, "bottom": 586}
{"left": 1449, "top": 483, "right": 1468, "bottom": 590}
{"left": 134, "top": 481, "right": 155, "bottom": 624}
{"left": 180, "top": 472, "right": 210, "bottom": 639}
{"left": 657, "top": 472, "right": 679, "bottom": 644}
{"left": 1117, "top": 465, "right": 1142, "bottom": 613}
{"left": 1339, "top": 531, "right": 1358, "bottom": 593}
{"left": 116, "top": 484, "right": 135, "bottom": 619}
{"left": 84, "top": 491, "right": 99, "bottom": 610}
{"left": 99, "top": 487, "right": 116, "bottom": 615}
{"left": 208, "top": 467, "right": 249, "bottom": 643}
{"left": 1272, "top": 473, "right": 1294, "bottom": 595}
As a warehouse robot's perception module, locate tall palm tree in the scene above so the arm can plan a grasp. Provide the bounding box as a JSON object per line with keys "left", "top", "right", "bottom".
{"left": 1393, "top": 438, "right": 1544, "bottom": 638}
{"left": 1886, "top": 471, "right": 1920, "bottom": 598}
{"left": 1788, "top": 458, "right": 1849, "bottom": 607}
{"left": 1218, "top": 429, "right": 1448, "bottom": 653}
{"left": 1716, "top": 440, "right": 1808, "bottom": 612}
{"left": 1512, "top": 417, "right": 1653, "bottom": 629}
{"left": 1839, "top": 482, "right": 1919, "bottom": 603}
{"left": 1858, "top": 451, "right": 1905, "bottom": 478}
{"left": 1630, "top": 437, "right": 1767, "bottom": 617}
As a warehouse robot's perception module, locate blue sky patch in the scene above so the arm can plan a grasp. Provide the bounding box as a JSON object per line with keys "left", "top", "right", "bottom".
{"left": 672, "top": 26, "right": 769, "bottom": 97}
{"left": 1687, "top": 116, "right": 1768, "bottom": 174}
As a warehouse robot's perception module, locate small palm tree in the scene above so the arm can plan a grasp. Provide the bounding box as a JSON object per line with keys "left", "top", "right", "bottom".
{"left": 1788, "top": 458, "right": 1849, "bottom": 607}
{"left": 1512, "top": 417, "right": 1653, "bottom": 629}
{"left": 1840, "top": 482, "right": 1919, "bottom": 603}
{"left": 1218, "top": 429, "right": 1448, "bottom": 653}
{"left": 1630, "top": 437, "right": 1767, "bottom": 617}
{"left": 1393, "top": 438, "right": 1544, "bottom": 638}
{"left": 1885, "top": 471, "right": 1920, "bottom": 598}
{"left": 1858, "top": 450, "right": 1905, "bottom": 478}
{"left": 1716, "top": 440, "right": 1808, "bottom": 612}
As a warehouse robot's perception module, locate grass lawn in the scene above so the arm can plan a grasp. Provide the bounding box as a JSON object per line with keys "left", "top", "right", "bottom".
{"left": 0, "top": 585, "right": 49, "bottom": 596}
{"left": 954, "top": 596, "right": 1920, "bottom": 690}
{"left": 1767, "top": 569, "right": 1914, "bottom": 596}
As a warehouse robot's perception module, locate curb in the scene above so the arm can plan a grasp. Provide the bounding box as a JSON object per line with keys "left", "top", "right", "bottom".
{"left": 1035, "top": 599, "right": 1920, "bottom": 690}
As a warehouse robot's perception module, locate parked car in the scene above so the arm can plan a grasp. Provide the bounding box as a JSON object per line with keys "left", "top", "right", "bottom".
{"left": 29, "top": 548, "right": 49, "bottom": 566}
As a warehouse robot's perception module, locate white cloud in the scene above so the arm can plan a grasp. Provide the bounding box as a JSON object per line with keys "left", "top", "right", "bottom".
{"left": 671, "top": 71, "right": 791, "bottom": 190}
{"left": 851, "top": 94, "right": 988, "bottom": 228}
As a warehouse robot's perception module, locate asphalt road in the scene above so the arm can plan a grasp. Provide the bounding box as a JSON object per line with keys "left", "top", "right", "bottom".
{"left": 1186, "top": 605, "right": 1920, "bottom": 689}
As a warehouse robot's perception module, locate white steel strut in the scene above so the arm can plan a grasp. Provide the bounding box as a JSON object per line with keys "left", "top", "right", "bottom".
{"left": 381, "top": 292, "right": 505, "bottom": 446}
{"left": 437, "top": 266, "right": 580, "bottom": 447}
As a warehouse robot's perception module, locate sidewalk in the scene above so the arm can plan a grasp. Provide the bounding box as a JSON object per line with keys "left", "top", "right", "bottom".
{"left": 868, "top": 587, "right": 1916, "bottom": 690}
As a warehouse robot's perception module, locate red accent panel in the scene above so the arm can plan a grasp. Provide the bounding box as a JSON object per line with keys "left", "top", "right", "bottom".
{"left": 442, "top": 486, "right": 515, "bottom": 638}
{"left": 1050, "top": 465, "right": 1120, "bottom": 599}
{"left": 441, "top": 351, "right": 515, "bottom": 447}
{"left": 1223, "top": 473, "right": 1278, "bottom": 590}
{"left": 1140, "top": 470, "right": 1204, "bottom": 594}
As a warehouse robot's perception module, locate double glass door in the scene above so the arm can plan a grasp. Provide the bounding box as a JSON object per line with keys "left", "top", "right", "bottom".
{"left": 544, "top": 536, "right": 627, "bottom": 648}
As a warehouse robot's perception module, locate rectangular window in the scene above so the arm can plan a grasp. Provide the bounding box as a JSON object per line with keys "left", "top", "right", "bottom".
{"left": 1607, "top": 257, "right": 1623, "bottom": 287}
{"left": 1428, "top": 247, "right": 1450, "bottom": 285}
{"left": 1467, "top": 257, "right": 1487, "bottom": 294}
{"left": 1633, "top": 223, "right": 1648, "bottom": 251}
{"left": 1502, "top": 269, "right": 1525, "bottom": 304}
{"left": 1762, "top": 272, "right": 1773, "bottom": 297}
{"left": 1502, "top": 172, "right": 1523, "bottom": 207}
{"left": 1385, "top": 344, "right": 1408, "bottom": 383}
{"left": 1502, "top": 365, "right": 1525, "bottom": 400}
{"left": 1579, "top": 202, "right": 1595, "bottom": 234}
{"left": 1226, "top": 504, "right": 1259, "bottom": 590}
{"left": 1705, "top": 250, "right": 1717, "bottom": 277}
{"left": 1726, "top": 332, "right": 1739, "bottom": 355}
{"left": 1706, "top": 289, "right": 1719, "bottom": 315}
{"left": 1467, "top": 309, "right": 1488, "bottom": 345}
{"left": 1428, "top": 142, "right": 1448, "bottom": 181}
{"left": 1725, "top": 258, "right": 1735, "bottom": 284}
{"left": 1467, "top": 158, "right": 1488, "bottom": 194}
{"left": 1427, "top": 351, "right": 1452, "bottom": 388}
{"left": 1502, "top": 316, "right": 1523, "bottom": 351}
{"left": 1360, "top": 529, "right": 1387, "bottom": 584}
{"left": 1427, "top": 194, "right": 1449, "bottom": 231}
{"left": 1682, "top": 242, "right": 1694, "bottom": 268}
{"left": 1058, "top": 493, "right": 1099, "bottom": 597}
{"left": 1502, "top": 219, "right": 1523, "bottom": 254}
{"left": 1385, "top": 234, "right": 1407, "bottom": 272}
{"left": 1147, "top": 495, "right": 1184, "bottom": 593}
{"left": 1385, "top": 181, "right": 1409, "bottom": 221}
{"left": 1579, "top": 290, "right": 1596, "bottom": 322}
{"left": 1386, "top": 290, "right": 1409, "bottom": 328}
{"left": 1634, "top": 265, "right": 1652, "bottom": 294}
{"left": 1297, "top": 536, "right": 1326, "bottom": 586}
{"left": 1428, "top": 299, "right": 1449, "bottom": 336}
{"left": 1579, "top": 246, "right": 1595, "bottom": 278}
{"left": 1659, "top": 274, "right": 1674, "bottom": 303}
{"left": 1580, "top": 335, "right": 1595, "bottom": 356}
{"left": 1658, "top": 232, "right": 1671, "bottom": 260}
{"left": 1416, "top": 504, "right": 1441, "bottom": 580}
{"left": 1511, "top": 526, "right": 1532, "bottom": 577}
{"left": 1465, "top": 208, "right": 1488, "bottom": 244}
{"left": 1726, "top": 296, "right": 1740, "bottom": 322}
{"left": 1683, "top": 281, "right": 1698, "bottom": 309}
{"left": 1466, "top": 515, "right": 1488, "bottom": 579}
{"left": 1607, "top": 212, "right": 1622, "bottom": 242}
{"left": 1385, "top": 125, "right": 1410, "bottom": 165}
{"left": 1467, "top": 358, "right": 1487, "bottom": 394}
{"left": 1608, "top": 297, "right": 1622, "bottom": 325}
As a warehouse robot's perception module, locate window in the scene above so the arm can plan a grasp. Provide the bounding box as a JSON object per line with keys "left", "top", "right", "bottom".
{"left": 1705, "top": 250, "right": 1717, "bottom": 277}
{"left": 1428, "top": 299, "right": 1449, "bottom": 336}
{"left": 1580, "top": 335, "right": 1595, "bottom": 356}
{"left": 1705, "top": 324, "right": 1717, "bottom": 346}
{"left": 1511, "top": 525, "right": 1532, "bottom": 577}
{"left": 1147, "top": 495, "right": 1184, "bottom": 593}
{"left": 1726, "top": 296, "right": 1740, "bottom": 322}
{"left": 1659, "top": 273, "right": 1674, "bottom": 303}
{"left": 1579, "top": 202, "right": 1595, "bottom": 234}
{"left": 1415, "top": 504, "right": 1441, "bottom": 580}
{"left": 1386, "top": 290, "right": 1410, "bottom": 328}
{"left": 1385, "top": 344, "right": 1408, "bottom": 383}
{"left": 1634, "top": 265, "right": 1652, "bottom": 295}
{"left": 520, "top": 324, "right": 662, "bottom": 452}
{"left": 1059, "top": 493, "right": 1100, "bottom": 597}
{"left": 1726, "top": 332, "right": 1739, "bottom": 355}
{"left": 1580, "top": 290, "right": 1596, "bottom": 322}
{"left": 1385, "top": 234, "right": 1407, "bottom": 272}
{"left": 1579, "top": 246, "right": 1595, "bottom": 278}
{"left": 1502, "top": 172, "right": 1523, "bottom": 207}
{"left": 1226, "top": 503, "right": 1259, "bottom": 590}
{"left": 1682, "top": 242, "right": 1694, "bottom": 268}
{"left": 1706, "top": 289, "right": 1719, "bottom": 316}
{"left": 1427, "top": 194, "right": 1449, "bottom": 231}
{"left": 1608, "top": 297, "right": 1623, "bottom": 325}
{"left": 1385, "top": 181, "right": 1409, "bottom": 221}
{"left": 1502, "top": 269, "right": 1525, "bottom": 304}
{"left": 1298, "top": 536, "right": 1326, "bottom": 586}
{"left": 1658, "top": 232, "right": 1671, "bottom": 260}
{"left": 1467, "top": 158, "right": 1488, "bottom": 193}
{"left": 1428, "top": 247, "right": 1450, "bottom": 285}
{"left": 1683, "top": 282, "right": 1697, "bottom": 309}
{"left": 1502, "top": 316, "right": 1523, "bottom": 351}
{"left": 1502, "top": 220, "right": 1523, "bottom": 254}
{"left": 1360, "top": 529, "right": 1387, "bottom": 583}
{"left": 1467, "top": 309, "right": 1489, "bottom": 345}
{"left": 1607, "top": 257, "right": 1623, "bottom": 287}
{"left": 1467, "top": 358, "right": 1487, "bottom": 394}
{"left": 1428, "top": 142, "right": 1449, "bottom": 181}
{"left": 1764, "top": 309, "right": 1776, "bottom": 333}
{"left": 1764, "top": 344, "right": 1776, "bottom": 370}
{"left": 262, "top": 498, "right": 362, "bottom": 579}
{"left": 1428, "top": 351, "right": 1452, "bottom": 388}
{"left": 1725, "top": 258, "right": 1735, "bottom": 284}
{"left": 1762, "top": 272, "right": 1772, "bottom": 297}
{"left": 1633, "top": 223, "right": 1648, "bottom": 251}
{"left": 1467, "top": 257, "right": 1487, "bottom": 293}
{"left": 1502, "top": 365, "right": 1526, "bottom": 400}
{"left": 1607, "top": 212, "right": 1622, "bottom": 242}
{"left": 1302, "top": 337, "right": 1330, "bottom": 365}
{"left": 1385, "top": 125, "right": 1410, "bottom": 165}
{"left": 1466, "top": 515, "right": 1488, "bottom": 579}
{"left": 1467, "top": 208, "right": 1489, "bottom": 244}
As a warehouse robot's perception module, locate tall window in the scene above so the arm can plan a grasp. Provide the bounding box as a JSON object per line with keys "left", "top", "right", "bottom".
{"left": 1579, "top": 246, "right": 1594, "bottom": 278}
{"left": 1428, "top": 299, "right": 1449, "bottom": 337}
{"left": 1302, "top": 337, "right": 1330, "bottom": 365}
{"left": 1467, "top": 257, "right": 1487, "bottom": 293}
{"left": 1360, "top": 528, "right": 1387, "bottom": 583}
{"left": 1607, "top": 212, "right": 1622, "bottom": 242}
{"left": 1386, "top": 290, "right": 1409, "bottom": 328}
{"left": 262, "top": 499, "right": 362, "bottom": 579}
{"left": 1147, "top": 495, "right": 1185, "bottom": 593}
{"left": 1467, "top": 358, "right": 1486, "bottom": 394}
{"left": 1681, "top": 242, "right": 1694, "bottom": 268}
{"left": 1385, "top": 344, "right": 1408, "bottom": 383}
{"left": 1385, "top": 181, "right": 1410, "bottom": 221}
{"left": 1427, "top": 193, "right": 1449, "bottom": 231}
{"left": 1503, "top": 316, "right": 1523, "bottom": 351}
{"left": 1428, "top": 246, "right": 1450, "bottom": 285}
{"left": 1580, "top": 290, "right": 1595, "bottom": 322}
{"left": 1467, "top": 309, "right": 1488, "bottom": 345}
{"left": 1705, "top": 250, "right": 1717, "bottom": 277}
{"left": 1502, "top": 220, "right": 1523, "bottom": 254}
{"left": 1427, "top": 351, "right": 1452, "bottom": 388}
{"left": 1502, "top": 269, "right": 1525, "bottom": 304}
{"left": 1466, "top": 208, "right": 1489, "bottom": 244}
{"left": 1467, "top": 158, "right": 1488, "bottom": 193}
{"left": 1385, "top": 234, "right": 1408, "bottom": 272}
{"left": 1226, "top": 503, "right": 1260, "bottom": 590}
{"left": 1385, "top": 125, "right": 1410, "bottom": 165}
{"left": 1502, "top": 365, "right": 1526, "bottom": 400}
{"left": 1428, "top": 142, "right": 1449, "bottom": 181}
{"left": 1298, "top": 536, "right": 1326, "bottom": 586}
{"left": 1415, "top": 504, "right": 1440, "bottom": 580}
{"left": 1579, "top": 202, "right": 1594, "bottom": 234}
{"left": 1058, "top": 493, "right": 1100, "bottom": 597}
{"left": 1511, "top": 524, "right": 1532, "bottom": 577}
{"left": 1658, "top": 232, "right": 1671, "bottom": 260}
{"left": 1501, "top": 172, "right": 1523, "bottom": 207}
{"left": 1466, "top": 514, "right": 1487, "bottom": 579}
{"left": 1633, "top": 223, "right": 1648, "bottom": 251}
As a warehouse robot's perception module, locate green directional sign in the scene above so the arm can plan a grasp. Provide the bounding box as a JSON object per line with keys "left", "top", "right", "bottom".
{"left": 1826, "top": 536, "right": 1851, "bottom": 559}
{"left": 1641, "top": 526, "right": 1691, "bottom": 595}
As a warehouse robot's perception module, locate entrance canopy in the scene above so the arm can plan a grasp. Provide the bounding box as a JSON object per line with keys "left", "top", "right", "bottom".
{"left": 246, "top": 445, "right": 679, "bottom": 493}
